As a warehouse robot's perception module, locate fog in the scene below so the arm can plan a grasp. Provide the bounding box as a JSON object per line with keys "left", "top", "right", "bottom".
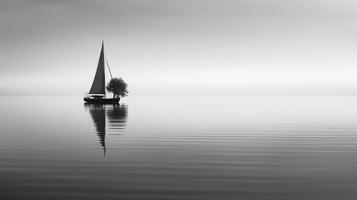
{"left": 1, "top": 0, "right": 357, "bottom": 95}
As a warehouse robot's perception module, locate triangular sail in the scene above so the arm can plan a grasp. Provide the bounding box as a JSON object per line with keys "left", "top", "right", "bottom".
{"left": 89, "top": 42, "right": 106, "bottom": 95}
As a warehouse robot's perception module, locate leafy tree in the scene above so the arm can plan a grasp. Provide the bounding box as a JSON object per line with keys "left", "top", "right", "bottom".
{"left": 106, "top": 78, "right": 128, "bottom": 98}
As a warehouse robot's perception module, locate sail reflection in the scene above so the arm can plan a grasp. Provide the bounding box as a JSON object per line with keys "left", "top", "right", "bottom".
{"left": 85, "top": 104, "right": 128, "bottom": 153}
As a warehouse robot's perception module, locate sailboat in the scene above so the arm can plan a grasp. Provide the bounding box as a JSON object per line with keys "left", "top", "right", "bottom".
{"left": 84, "top": 41, "right": 120, "bottom": 104}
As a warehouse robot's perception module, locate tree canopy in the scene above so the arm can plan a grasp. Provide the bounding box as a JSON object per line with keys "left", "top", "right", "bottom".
{"left": 106, "top": 78, "right": 128, "bottom": 98}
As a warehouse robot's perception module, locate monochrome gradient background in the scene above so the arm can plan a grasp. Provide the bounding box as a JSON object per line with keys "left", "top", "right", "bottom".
{"left": 2, "top": 1, "right": 357, "bottom": 200}
{"left": 1, "top": 0, "right": 357, "bottom": 95}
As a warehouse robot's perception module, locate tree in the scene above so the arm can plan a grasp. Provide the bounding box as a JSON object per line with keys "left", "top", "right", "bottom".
{"left": 106, "top": 78, "right": 128, "bottom": 99}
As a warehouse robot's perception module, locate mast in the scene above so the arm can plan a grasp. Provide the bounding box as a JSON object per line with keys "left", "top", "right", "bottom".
{"left": 102, "top": 40, "right": 106, "bottom": 98}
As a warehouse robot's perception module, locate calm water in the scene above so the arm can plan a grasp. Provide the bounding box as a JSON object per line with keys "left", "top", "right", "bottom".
{"left": 1, "top": 95, "right": 357, "bottom": 199}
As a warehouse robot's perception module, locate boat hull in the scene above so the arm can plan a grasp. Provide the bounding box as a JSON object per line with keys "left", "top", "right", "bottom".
{"left": 84, "top": 98, "right": 120, "bottom": 104}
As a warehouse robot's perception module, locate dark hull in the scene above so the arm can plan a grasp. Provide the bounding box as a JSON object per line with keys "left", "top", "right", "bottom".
{"left": 84, "top": 98, "right": 120, "bottom": 104}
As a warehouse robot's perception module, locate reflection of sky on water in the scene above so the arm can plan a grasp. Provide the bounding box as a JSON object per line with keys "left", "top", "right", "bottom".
{"left": 0, "top": 95, "right": 357, "bottom": 199}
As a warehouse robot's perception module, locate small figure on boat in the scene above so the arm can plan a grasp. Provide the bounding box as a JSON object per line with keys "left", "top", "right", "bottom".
{"left": 84, "top": 41, "right": 128, "bottom": 104}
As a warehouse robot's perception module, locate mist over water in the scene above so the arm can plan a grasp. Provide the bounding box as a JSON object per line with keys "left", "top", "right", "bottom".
{"left": 2, "top": 0, "right": 357, "bottom": 96}
{"left": 1, "top": 95, "right": 357, "bottom": 199}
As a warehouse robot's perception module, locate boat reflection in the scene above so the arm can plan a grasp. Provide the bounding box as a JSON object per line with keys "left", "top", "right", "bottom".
{"left": 84, "top": 104, "right": 128, "bottom": 154}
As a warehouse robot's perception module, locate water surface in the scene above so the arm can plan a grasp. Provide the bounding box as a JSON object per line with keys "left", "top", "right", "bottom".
{"left": 1, "top": 95, "right": 357, "bottom": 199}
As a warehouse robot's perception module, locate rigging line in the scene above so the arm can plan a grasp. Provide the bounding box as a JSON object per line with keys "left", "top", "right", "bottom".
{"left": 106, "top": 57, "right": 113, "bottom": 79}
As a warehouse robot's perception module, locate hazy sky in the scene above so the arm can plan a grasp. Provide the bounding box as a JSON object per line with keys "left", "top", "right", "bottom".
{"left": 1, "top": 0, "right": 357, "bottom": 95}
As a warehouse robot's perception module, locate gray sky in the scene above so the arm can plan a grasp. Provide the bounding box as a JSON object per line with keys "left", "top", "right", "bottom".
{"left": 1, "top": 0, "right": 357, "bottom": 95}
